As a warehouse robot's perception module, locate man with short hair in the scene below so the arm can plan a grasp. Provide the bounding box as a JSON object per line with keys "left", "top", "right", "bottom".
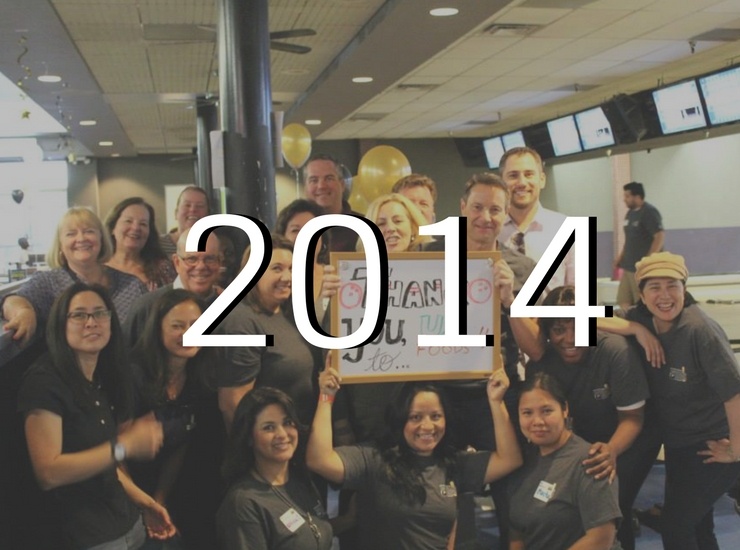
{"left": 304, "top": 154, "right": 362, "bottom": 252}
{"left": 615, "top": 181, "right": 664, "bottom": 311}
{"left": 159, "top": 186, "right": 210, "bottom": 258}
{"left": 497, "top": 147, "right": 575, "bottom": 292}
{"left": 427, "top": 172, "right": 536, "bottom": 549}
{"left": 391, "top": 173, "right": 437, "bottom": 225}
{"left": 125, "top": 228, "right": 221, "bottom": 346}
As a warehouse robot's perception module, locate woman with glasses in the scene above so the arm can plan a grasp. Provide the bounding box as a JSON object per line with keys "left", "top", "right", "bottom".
{"left": 216, "top": 234, "right": 321, "bottom": 430}
{"left": 217, "top": 388, "right": 332, "bottom": 550}
{"left": 2, "top": 207, "right": 148, "bottom": 346}
{"left": 104, "top": 197, "right": 176, "bottom": 291}
{"left": 18, "top": 283, "right": 164, "bottom": 550}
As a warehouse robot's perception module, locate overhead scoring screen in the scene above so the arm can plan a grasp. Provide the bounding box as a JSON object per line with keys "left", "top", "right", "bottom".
{"left": 482, "top": 136, "right": 505, "bottom": 169}
{"left": 652, "top": 80, "right": 707, "bottom": 134}
{"left": 699, "top": 66, "right": 740, "bottom": 125}
{"left": 575, "top": 107, "right": 615, "bottom": 150}
{"left": 547, "top": 115, "right": 582, "bottom": 156}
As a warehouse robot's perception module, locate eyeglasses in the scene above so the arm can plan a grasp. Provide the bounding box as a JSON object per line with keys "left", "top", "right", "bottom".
{"left": 177, "top": 254, "right": 221, "bottom": 267}
{"left": 67, "top": 310, "right": 113, "bottom": 324}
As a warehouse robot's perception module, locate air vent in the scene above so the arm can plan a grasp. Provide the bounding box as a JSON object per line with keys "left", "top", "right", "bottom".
{"left": 551, "top": 83, "right": 599, "bottom": 93}
{"left": 464, "top": 120, "right": 499, "bottom": 126}
{"left": 349, "top": 113, "right": 387, "bottom": 122}
{"left": 396, "top": 83, "right": 439, "bottom": 91}
{"left": 0, "top": 156, "right": 24, "bottom": 163}
{"left": 143, "top": 24, "right": 215, "bottom": 42}
{"left": 482, "top": 23, "right": 541, "bottom": 37}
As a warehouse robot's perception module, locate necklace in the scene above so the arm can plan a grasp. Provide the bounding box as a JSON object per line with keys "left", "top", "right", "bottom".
{"left": 252, "top": 469, "right": 322, "bottom": 547}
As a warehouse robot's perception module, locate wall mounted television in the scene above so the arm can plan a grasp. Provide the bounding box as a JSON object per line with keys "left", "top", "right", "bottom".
{"left": 575, "top": 107, "right": 615, "bottom": 150}
{"left": 502, "top": 131, "right": 526, "bottom": 150}
{"left": 699, "top": 66, "right": 740, "bottom": 126}
{"left": 652, "top": 80, "right": 707, "bottom": 134}
{"left": 547, "top": 115, "right": 582, "bottom": 156}
{"left": 482, "top": 136, "right": 505, "bottom": 169}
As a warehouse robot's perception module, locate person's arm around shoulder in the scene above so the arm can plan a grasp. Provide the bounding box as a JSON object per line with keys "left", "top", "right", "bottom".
{"left": 25, "top": 410, "right": 162, "bottom": 490}
{"left": 2, "top": 295, "right": 38, "bottom": 345}
{"left": 306, "top": 364, "right": 346, "bottom": 484}
{"left": 484, "top": 368, "right": 523, "bottom": 483}
{"left": 596, "top": 315, "right": 665, "bottom": 368}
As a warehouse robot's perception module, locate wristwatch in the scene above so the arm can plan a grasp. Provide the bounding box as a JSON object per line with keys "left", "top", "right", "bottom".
{"left": 110, "top": 438, "right": 126, "bottom": 463}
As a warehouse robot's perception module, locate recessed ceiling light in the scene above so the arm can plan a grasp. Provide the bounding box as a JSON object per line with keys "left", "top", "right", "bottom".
{"left": 305, "top": 119, "right": 322, "bottom": 126}
{"left": 79, "top": 120, "right": 97, "bottom": 126}
{"left": 430, "top": 8, "right": 459, "bottom": 17}
{"left": 37, "top": 74, "right": 62, "bottom": 83}
{"left": 111, "top": 153, "right": 121, "bottom": 157}
{"left": 352, "top": 76, "right": 373, "bottom": 84}
{"left": 99, "top": 141, "right": 114, "bottom": 147}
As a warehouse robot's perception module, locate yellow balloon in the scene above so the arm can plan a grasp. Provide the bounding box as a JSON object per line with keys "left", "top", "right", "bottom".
{"left": 281, "top": 123, "right": 312, "bottom": 169}
{"left": 348, "top": 176, "right": 371, "bottom": 213}
{"left": 357, "top": 145, "right": 412, "bottom": 196}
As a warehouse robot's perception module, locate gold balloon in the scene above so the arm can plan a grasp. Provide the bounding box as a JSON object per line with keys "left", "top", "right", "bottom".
{"left": 357, "top": 145, "right": 412, "bottom": 197}
{"left": 348, "top": 177, "right": 371, "bottom": 214}
{"left": 281, "top": 123, "right": 312, "bottom": 169}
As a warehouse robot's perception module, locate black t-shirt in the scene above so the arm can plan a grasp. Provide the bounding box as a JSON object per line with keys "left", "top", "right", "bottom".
{"left": 17, "top": 355, "right": 139, "bottom": 549}
{"left": 527, "top": 332, "right": 649, "bottom": 444}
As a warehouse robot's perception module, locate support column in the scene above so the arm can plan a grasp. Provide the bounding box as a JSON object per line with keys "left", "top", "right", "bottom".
{"left": 196, "top": 101, "right": 218, "bottom": 200}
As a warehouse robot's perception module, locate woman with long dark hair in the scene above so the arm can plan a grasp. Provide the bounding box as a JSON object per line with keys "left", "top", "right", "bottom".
{"left": 217, "top": 388, "right": 332, "bottom": 549}
{"left": 18, "top": 283, "right": 163, "bottom": 549}
{"left": 307, "top": 367, "right": 522, "bottom": 550}
{"left": 126, "top": 289, "right": 223, "bottom": 548}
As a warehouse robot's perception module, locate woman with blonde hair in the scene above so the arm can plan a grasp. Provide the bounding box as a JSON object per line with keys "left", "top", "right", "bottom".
{"left": 360, "top": 193, "right": 432, "bottom": 253}
{"left": 2, "top": 207, "right": 147, "bottom": 345}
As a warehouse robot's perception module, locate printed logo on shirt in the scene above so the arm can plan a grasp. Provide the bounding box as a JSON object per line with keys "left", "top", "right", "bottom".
{"left": 592, "top": 384, "right": 611, "bottom": 400}
{"left": 439, "top": 482, "right": 457, "bottom": 497}
{"left": 534, "top": 480, "right": 556, "bottom": 503}
{"left": 668, "top": 367, "right": 687, "bottom": 383}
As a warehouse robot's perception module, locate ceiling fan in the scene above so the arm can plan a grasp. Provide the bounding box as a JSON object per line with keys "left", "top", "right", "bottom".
{"left": 269, "top": 29, "right": 316, "bottom": 54}
{"left": 170, "top": 25, "right": 316, "bottom": 54}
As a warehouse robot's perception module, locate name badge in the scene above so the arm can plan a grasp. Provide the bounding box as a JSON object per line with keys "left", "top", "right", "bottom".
{"left": 280, "top": 508, "right": 306, "bottom": 533}
{"left": 534, "top": 480, "right": 556, "bottom": 503}
{"left": 439, "top": 482, "right": 457, "bottom": 497}
{"left": 668, "top": 367, "right": 687, "bottom": 382}
{"left": 593, "top": 385, "right": 610, "bottom": 400}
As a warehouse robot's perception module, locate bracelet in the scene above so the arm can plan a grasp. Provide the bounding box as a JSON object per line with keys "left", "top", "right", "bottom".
{"left": 319, "top": 393, "right": 335, "bottom": 404}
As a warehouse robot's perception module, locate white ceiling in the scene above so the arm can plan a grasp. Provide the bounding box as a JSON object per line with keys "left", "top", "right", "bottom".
{"left": 2, "top": 0, "right": 740, "bottom": 159}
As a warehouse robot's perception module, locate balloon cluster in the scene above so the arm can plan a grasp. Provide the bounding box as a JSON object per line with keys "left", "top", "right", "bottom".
{"left": 349, "top": 146, "right": 411, "bottom": 212}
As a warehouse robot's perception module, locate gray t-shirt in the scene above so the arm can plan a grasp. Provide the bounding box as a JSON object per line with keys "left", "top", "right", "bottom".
{"left": 217, "top": 474, "right": 332, "bottom": 550}
{"left": 216, "top": 302, "right": 319, "bottom": 425}
{"left": 619, "top": 202, "right": 663, "bottom": 271}
{"left": 509, "top": 435, "right": 622, "bottom": 550}
{"left": 336, "top": 445, "right": 490, "bottom": 550}
{"left": 628, "top": 303, "right": 740, "bottom": 448}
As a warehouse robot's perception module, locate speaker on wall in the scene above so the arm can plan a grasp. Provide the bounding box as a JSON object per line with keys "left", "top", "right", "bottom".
{"left": 454, "top": 138, "right": 488, "bottom": 167}
{"left": 602, "top": 93, "right": 649, "bottom": 143}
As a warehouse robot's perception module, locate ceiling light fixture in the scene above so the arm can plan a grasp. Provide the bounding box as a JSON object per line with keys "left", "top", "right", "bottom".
{"left": 430, "top": 8, "right": 459, "bottom": 17}
{"left": 352, "top": 76, "right": 373, "bottom": 83}
{"left": 79, "top": 120, "right": 97, "bottom": 126}
{"left": 99, "top": 141, "right": 113, "bottom": 146}
{"left": 305, "top": 119, "right": 322, "bottom": 125}
{"left": 37, "top": 74, "right": 62, "bottom": 83}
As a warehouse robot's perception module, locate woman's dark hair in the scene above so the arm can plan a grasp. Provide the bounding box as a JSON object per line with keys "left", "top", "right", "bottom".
{"left": 519, "top": 372, "right": 569, "bottom": 413}
{"left": 130, "top": 289, "right": 213, "bottom": 409}
{"left": 242, "top": 233, "right": 295, "bottom": 314}
{"left": 538, "top": 285, "right": 575, "bottom": 336}
{"left": 222, "top": 387, "right": 308, "bottom": 485}
{"left": 275, "top": 199, "right": 331, "bottom": 264}
{"left": 377, "top": 383, "right": 457, "bottom": 506}
{"left": 45, "top": 282, "right": 133, "bottom": 421}
{"left": 104, "top": 197, "right": 168, "bottom": 281}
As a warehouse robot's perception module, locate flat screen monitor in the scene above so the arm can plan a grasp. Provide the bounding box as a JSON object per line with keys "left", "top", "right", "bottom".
{"left": 482, "top": 136, "right": 505, "bottom": 169}
{"left": 652, "top": 80, "right": 707, "bottom": 134}
{"left": 547, "top": 115, "right": 582, "bottom": 156}
{"left": 502, "top": 131, "right": 526, "bottom": 150}
{"left": 575, "top": 107, "right": 615, "bottom": 150}
{"left": 699, "top": 66, "right": 740, "bottom": 125}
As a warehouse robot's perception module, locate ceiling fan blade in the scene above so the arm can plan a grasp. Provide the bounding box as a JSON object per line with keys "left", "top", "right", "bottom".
{"left": 270, "top": 41, "right": 312, "bottom": 54}
{"left": 269, "top": 28, "right": 316, "bottom": 40}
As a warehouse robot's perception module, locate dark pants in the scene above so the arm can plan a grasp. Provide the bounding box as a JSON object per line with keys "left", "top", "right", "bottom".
{"left": 444, "top": 383, "right": 522, "bottom": 550}
{"left": 615, "top": 416, "right": 662, "bottom": 550}
{"left": 661, "top": 442, "right": 740, "bottom": 550}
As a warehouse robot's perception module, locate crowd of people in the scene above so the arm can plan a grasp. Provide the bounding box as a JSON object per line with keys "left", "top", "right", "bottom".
{"left": 2, "top": 148, "right": 739, "bottom": 550}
